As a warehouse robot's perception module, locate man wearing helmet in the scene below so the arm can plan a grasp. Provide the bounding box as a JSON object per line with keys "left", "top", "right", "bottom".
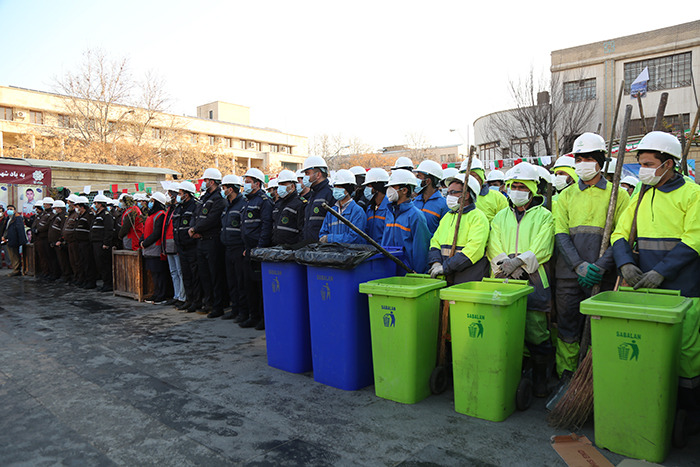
{"left": 553, "top": 132, "right": 630, "bottom": 377}
{"left": 272, "top": 170, "right": 305, "bottom": 246}
{"left": 189, "top": 168, "right": 227, "bottom": 318}
{"left": 363, "top": 168, "right": 392, "bottom": 244}
{"left": 413, "top": 160, "right": 449, "bottom": 235}
{"left": 487, "top": 162, "right": 555, "bottom": 397}
{"left": 219, "top": 174, "right": 248, "bottom": 322}
{"left": 459, "top": 157, "right": 508, "bottom": 223}
{"left": 302, "top": 156, "right": 335, "bottom": 242}
{"left": 74, "top": 196, "right": 97, "bottom": 289}
{"left": 90, "top": 194, "right": 114, "bottom": 292}
{"left": 428, "top": 173, "right": 490, "bottom": 283}
{"left": 319, "top": 169, "right": 366, "bottom": 244}
{"left": 173, "top": 181, "right": 202, "bottom": 313}
{"left": 349, "top": 166, "right": 369, "bottom": 211}
{"left": 48, "top": 200, "right": 68, "bottom": 281}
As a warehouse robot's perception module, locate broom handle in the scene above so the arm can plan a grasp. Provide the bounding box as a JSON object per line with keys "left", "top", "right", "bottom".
{"left": 681, "top": 104, "right": 700, "bottom": 177}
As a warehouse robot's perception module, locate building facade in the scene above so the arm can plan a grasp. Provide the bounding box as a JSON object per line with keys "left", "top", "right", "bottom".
{"left": 474, "top": 20, "right": 700, "bottom": 169}
{"left": 0, "top": 86, "right": 308, "bottom": 175}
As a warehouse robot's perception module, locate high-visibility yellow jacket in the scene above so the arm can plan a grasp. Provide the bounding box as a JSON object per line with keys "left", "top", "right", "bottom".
{"left": 475, "top": 185, "right": 509, "bottom": 223}
{"left": 553, "top": 177, "right": 630, "bottom": 280}
{"left": 487, "top": 197, "right": 554, "bottom": 312}
{"left": 428, "top": 203, "right": 490, "bottom": 283}
{"left": 612, "top": 174, "right": 700, "bottom": 297}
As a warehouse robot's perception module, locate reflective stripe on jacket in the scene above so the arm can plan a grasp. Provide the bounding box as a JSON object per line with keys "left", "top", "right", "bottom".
{"left": 412, "top": 190, "right": 449, "bottom": 235}
{"left": 365, "top": 195, "right": 392, "bottom": 244}
{"left": 382, "top": 201, "right": 430, "bottom": 273}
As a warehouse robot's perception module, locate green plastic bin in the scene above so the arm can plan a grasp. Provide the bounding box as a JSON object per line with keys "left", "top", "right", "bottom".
{"left": 580, "top": 287, "right": 692, "bottom": 463}
{"left": 359, "top": 274, "right": 447, "bottom": 404}
{"left": 439, "top": 278, "right": 533, "bottom": 421}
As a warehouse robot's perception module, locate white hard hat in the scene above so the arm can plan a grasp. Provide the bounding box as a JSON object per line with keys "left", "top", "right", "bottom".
{"left": 202, "top": 167, "right": 222, "bottom": 181}
{"left": 166, "top": 182, "right": 180, "bottom": 192}
{"left": 415, "top": 160, "right": 444, "bottom": 179}
{"left": 295, "top": 169, "right": 305, "bottom": 179}
{"left": 244, "top": 167, "right": 266, "bottom": 183}
{"left": 386, "top": 169, "right": 419, "bottom": 187}
{"left": 93, "top": 194, "right": 110, "bottom": 204}
{"left": 302, "top": 155, "right": 328, "bottom": 171}
{"left": 349, "top": 166, "right": 366, "bottom": 176}
{"left": 391, "top": 156, "right": 414, "bottom": 171}
{"left": 52, "top": 200, "right": 66, "bottom": 208}
{"left": 444, "top": 173, "right": 482, "bottom": 201}
{"left": 621, "top": 175, "right": 639, "bottom": 187}
{"left": 606, "top": 157, "right": 617, "bottom": 174}
{"left": 486, "top": 170, "right": 505, "bottom": 182}
{"left": 363, "top": 168, "right": 390, "bottom": 185}
{"left": 573, "top": 132, "right": 606, "bottom": 154}
{"left": 333, "top": 169, "right": 357, "bottom": 186}
{"left": 66, "top": 194, "right": 79, "bottom": 203}
{"left": 42, "top": 197, "right": 54, "bottom": 205}
{"left": 442, "top": 167, "right": 459, "bottom": 181}
{"left": 509, "top": 162, "right": 540, "bottom": 182}
{"left": 109, "top": 199, "right": 119, "bottom": 206}
{"left": 636, "top": 131, "right": 682, "bottom": 160}
{"left": 179, "top": 181, "right": 197, "bottom": 194}
{"left": 535, "top": 165, "right": 552, "bottom": 182}
{"left": 151, "top": 192, "right": 168, "bottom": 205}
{"left": 76, "top": 196, "right": 90, "bottom": 205}
{"left": 267, "top": 178, "right": 278, "bottom": 189}
{"left": 277, "top": 169, "right": 297, "bottom": 184}
{"left": 553, "top": 155, "right": 576, "bottom": 169}
{"left": 222, "top": 174, "right": 242, "bottom": 186}
{"left": 504, "top": 167, "right": 516, "bottom": 180}
{"left": 459, "top": 157, "right": 484, "bottom": 173}
{"left": 117, "top": 193, "right": 128, "bottom": 201}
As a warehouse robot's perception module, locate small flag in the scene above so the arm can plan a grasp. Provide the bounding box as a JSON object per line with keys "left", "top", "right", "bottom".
{"left": 111, "top": 184, "right": 118, "bottom": 194}
{"left": 134, "top": 183, "right": 139, "bottom": 191}
{"left": 146, "top": 187, "right": 152, "bottom": 194}
{"left": 195, "top": 180, "right": 203, "bottom": 191}
{"left": 442, "top": 163, "right": 448, "bottom": 169}
{"left": 448, "top": 162, "right": 456, "bottom": 168}
{"left": 514, "top": 158, "right": 523, "bottom": 166}
{"left": 496, "top": 160, "right": 504, "bottom": 169}
{"left": 138, "top": 182, "right": 145, "bottom": 191}
{"left": 83, "top": 185, "right": 91, "bottom": 194}
{"left": 631, "top": 67, "right": 649, "bottom": 98}
{"left": 122, "top": 188, "right": 128, "bottom": 194}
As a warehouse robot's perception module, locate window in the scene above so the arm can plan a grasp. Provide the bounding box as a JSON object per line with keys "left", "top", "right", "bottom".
{"left": 564, "top": 78, "right": 596, "bottom": 102}
{"left": 511, "top": 137, "right": 538, "bottom": 158}
{"left": 223, "top": 137, "right": 232, "bottom": 147}
{"left": 624, "top": 52, "right": 692, "bottom": 94}
{"left": 240, "top": 140, "right": 247, "bottom": 149}
{"left": 280, "top": 145, "right": 290, "bottom": 153}
{"left": 282, "top": 162, "right": 299, "bottom": 171}
{"left": 30, "top": 110, "right": 43, "bottom": 125}
{"left": 191, "top": 133, "right": 198, "bottom": 144}
{"left": 0, "top": 106, "right": 12, "bottom": 121}
{"left": 479, "top": 142, "right": 499, "bottom": 164}
{"left": 208, "top": 110, "right": 213, "bottom": 119}
{"left": 630, "top": 113, "right": 690, "bottom": 136}
{"left": 57, "top": 114, "right": 71, "bottom": 128}
{"left": 269, "top": 144, "right": 279, "bottom": 153}
{"left": 247, "top": 141, "right": 259, "bottom": 150}
{"left": 153, "top": 128, "right": 162, "bottom": 139}
{"left": 208, "top": 135, "right": 216, "bottom": 146}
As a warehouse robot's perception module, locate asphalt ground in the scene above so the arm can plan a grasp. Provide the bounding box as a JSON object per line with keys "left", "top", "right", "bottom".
{"left": 0, "top": 270, "right": 698, "bottom": 466}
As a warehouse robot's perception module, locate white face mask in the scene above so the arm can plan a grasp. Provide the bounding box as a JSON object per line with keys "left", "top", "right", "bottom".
{"left": 638, "top": 163, "right": 670, "bottom": 187}
{"left": 446, "top": 195, "right": 461, "bottom": 211}
{"left": 386, "top": 187, "right": 399, "bottom": 203}
{"left": 554, "top": 174, "right": 570, "bottom": 191}
{"left": 507, "top": 189, "right": 531, "bottom": 207}
{"left": 575, "top": 161, "right": 599, "bottom": 181}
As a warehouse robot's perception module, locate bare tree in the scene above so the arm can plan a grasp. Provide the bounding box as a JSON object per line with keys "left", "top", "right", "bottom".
{"left": 405, "top": 131, "right": 429, "bottom": 160}
{"left": 128, "top": 70, "right": 171, "bottom": 146}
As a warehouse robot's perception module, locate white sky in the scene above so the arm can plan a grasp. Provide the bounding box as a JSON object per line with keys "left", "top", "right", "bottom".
{"left": 0, "top": 0, "right": 694, "bottom": 151}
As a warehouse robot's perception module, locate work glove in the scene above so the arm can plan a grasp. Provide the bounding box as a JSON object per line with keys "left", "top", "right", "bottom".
{"left": 319, "top": 235, "right": 328, "bottom": 243}
{"left": 633, "top": 270, "right": 664, "bottom": 290}
{"left": 429, "top": 262, "right": 444, "bottom": 278}
{"left": 497, "top": 257, "right": 524, "bottom": 277}
{"left": 620, "top": 263, "right": 644, "bottom": 287}
{"left": 575, "top": 261, "right": 603, "bottom": 285}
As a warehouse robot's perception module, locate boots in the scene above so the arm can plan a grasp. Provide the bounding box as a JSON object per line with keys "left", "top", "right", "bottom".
{"left": 532, "top": 353, "right": 553, "bottom": 398}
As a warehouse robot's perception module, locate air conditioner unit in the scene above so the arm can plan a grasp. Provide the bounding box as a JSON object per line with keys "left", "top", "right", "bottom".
{"left": 16, "top": 111, "right": 25, "bottom": 117}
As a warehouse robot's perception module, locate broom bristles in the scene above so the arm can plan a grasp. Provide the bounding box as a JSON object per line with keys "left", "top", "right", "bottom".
{"left": 547, "top": 348, "right": 593, "bottom": 430}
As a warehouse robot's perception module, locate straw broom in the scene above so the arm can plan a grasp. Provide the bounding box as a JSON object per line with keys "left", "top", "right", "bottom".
{"left": 548, "top": 102, "right": 632, "bottom": 429}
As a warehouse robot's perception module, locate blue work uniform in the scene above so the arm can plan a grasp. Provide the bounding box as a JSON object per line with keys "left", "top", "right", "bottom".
{"left": 319, "top": 199, "right": 367, "bottom": 244}
{"left": 413, "top": 190, "right": 449, "bottom": 235}
{"left": 365, "top": 195, "right": 393, "bottom": 244}
{"left": 382, "top": 201, "right": 430, "bottom": 273}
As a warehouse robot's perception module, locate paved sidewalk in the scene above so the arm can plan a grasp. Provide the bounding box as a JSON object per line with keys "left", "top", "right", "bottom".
{"left": 0, "top": 271, "right": 698, "bottom": 466}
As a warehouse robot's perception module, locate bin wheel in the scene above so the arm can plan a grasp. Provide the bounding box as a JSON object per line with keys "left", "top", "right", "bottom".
{"left": 430, "top": 366, "right": 448, "bottom": 395}
{"left": 516, "top": 377, "right": 533, "bottom": 411}
{"left": 673, "top": 409, "right": 688, "bottom": 448}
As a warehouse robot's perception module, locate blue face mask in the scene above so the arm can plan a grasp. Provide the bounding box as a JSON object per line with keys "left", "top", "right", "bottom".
{"left": 489, "top": 185, "right": 501, "bottom": 191}
{"left": 332, "top": 187, "right": 346, "bottom": 201}
{"left": 7, "top": 209, "right": 14, "bottom": 216}
{"left": 148, "top": 201, "right": 154, "bottom": 210}
{"left": 119, "top": 202, "right": 125, "bottom": 209}
{"left": 296, "top": 182, "right": 303, "bottom": 194}
{"left": 220, "top": 189, "right": 227, "bottom": 198}
{"left": 277, "top": 185, "right": 289, "bottom": 198}
{"left": 302, "top": 175, "right": 312, "bottom": 188}
{"left": 175, "top": 195, "right": 181, "bottom": 204}
{"left": 243, "top": 183, "right": 253, "bottom": 195}
{"left": 414, "top": 181, "right": 426, "bottom": 194}
{"left": 364, "top": 186, "right": 373, "bottom": 200}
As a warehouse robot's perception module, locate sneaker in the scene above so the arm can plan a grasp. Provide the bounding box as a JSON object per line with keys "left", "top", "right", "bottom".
{"left": 164, "top": 298, "right": 178, "bottom": 306}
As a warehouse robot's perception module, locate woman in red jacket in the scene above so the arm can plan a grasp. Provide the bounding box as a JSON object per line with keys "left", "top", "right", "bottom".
{"left": 140, "top": 192, "right": 169, "bottom": 304}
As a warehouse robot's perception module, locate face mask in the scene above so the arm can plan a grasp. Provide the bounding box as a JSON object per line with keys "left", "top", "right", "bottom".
{"left": 638, "top": 163, "right": 670, "bottom": 186}
{"left": 277, "top": 185, "right": 289, "bottom": 198}
{"left": 91, "top": 204, "right": 96, "bottom": 211}
{"left": 52, "top": 209, "right": 58, "bottom": 215}
{"left": 508, "top": 189, "right": 531, "bottom": 207}
{"left": 446, "top": 195, "right": 461, "bottom": 211}
{"left": 302, "top": 175, "right": 312, "bottom": 188}
{"left": 489, "top": 185, "right": 500, "bottom": 191}
{"left": 554, "top": 174, "right": 570, "bottom": 191}
{"left": 7, "top": 209, "right": 14, "bottom": 216}
{"left": 414, "top": 180, "right": 426, "bottom": 194}
{"left": 175, "top": 195, "right": 181, "bottom": 204}
{"left": 296, "top": 182, "right": 303, "bottom": 194}
{"left": 148, "top": 201, "right": 154, "bottom": 210}
{"left": 332, "top": 187, "right": 346, "bottom": 201}
{"left": 575, "top": 161, "right": 599, "bottom": 181}
{"left": 441, "top": 188, "right": 448, "bottom": 197}
{"left": 364, "top": 186, "right": 374, "bottom": 200}
{"left": 220, "top": 189, "right": 227, "bottom": 199}
{"left": 386, "top": 187, "right": 399, "bottom": 203}
{"left": 243, "top": 183, "right": 253, "bottom": 195}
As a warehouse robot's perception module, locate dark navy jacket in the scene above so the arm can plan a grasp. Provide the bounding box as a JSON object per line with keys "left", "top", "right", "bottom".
{"left": 192, "top": 189, "right": 225, "bottom": 239}
{"left": 303, "top": 178, "right": 335, "bottom": 242}
{"left": 173, "top": 196, "right": 199, "bottom": 250}
{"left": 241, "top": 189, "right": 274, "bottom": 251}
{"left": 220, "top": 194, "right": 246, "bottom": 248}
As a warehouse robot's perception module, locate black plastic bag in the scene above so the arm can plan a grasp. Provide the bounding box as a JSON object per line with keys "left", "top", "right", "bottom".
{"left": 294, "top": 243, "right": 379, "bottom": 270}
{"left": 250, "top": 246, "right": 298, "bottom": 263}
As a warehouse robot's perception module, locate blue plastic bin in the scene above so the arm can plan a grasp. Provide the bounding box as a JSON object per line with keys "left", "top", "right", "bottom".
{"left": 307, "top": 248, "right": 403, "bottom": 390}
{"left": 262, "top": 261, "right": 312, "bottom": 373}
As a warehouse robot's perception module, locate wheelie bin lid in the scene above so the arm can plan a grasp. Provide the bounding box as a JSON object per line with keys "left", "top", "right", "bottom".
{"left": 580, "top": 288, "right": 691, "bottom": 324}
{"left": 359, "top": 273, "right": 446, "bottom": 298}
{"left": 439, "top": 278, "right": 533, "bottom": 306}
